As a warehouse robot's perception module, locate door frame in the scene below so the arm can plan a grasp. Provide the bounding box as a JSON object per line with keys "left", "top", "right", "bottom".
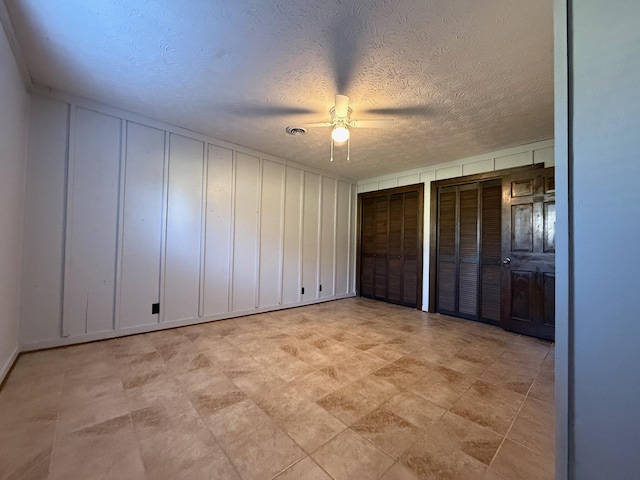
{"left": 428, "top": 164, "right": 544, "bottom": 313}
{"left": 356, "top": 183, "right": 424, "bottom": 308}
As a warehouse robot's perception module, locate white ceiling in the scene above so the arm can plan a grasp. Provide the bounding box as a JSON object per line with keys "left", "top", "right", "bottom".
{"left": 5, "top": 0, "right": 553, "bottom": 180}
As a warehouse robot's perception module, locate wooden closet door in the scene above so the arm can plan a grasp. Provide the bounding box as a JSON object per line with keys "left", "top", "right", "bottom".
{"left": 358, "top": 185, "right": 423, "bottom": 308}
{"left": 480, "top": 180, "right": 502, "bottom": 325}
{"left": 501, "top": 167, "right": 555, "bottom": 340}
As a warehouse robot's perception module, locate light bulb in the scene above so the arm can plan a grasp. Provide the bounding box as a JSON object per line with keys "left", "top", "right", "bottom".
{"left": 331, "top": 125, "right": 350, "bottom": 143}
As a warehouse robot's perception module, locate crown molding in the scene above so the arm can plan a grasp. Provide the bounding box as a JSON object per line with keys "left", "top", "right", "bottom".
{"left": 0, "top": 0, "right": 32, "bottom": 91}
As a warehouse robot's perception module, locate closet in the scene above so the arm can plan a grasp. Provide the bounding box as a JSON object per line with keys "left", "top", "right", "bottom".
{"left": 357, "top": 184, "right": 423, "bottom": 308}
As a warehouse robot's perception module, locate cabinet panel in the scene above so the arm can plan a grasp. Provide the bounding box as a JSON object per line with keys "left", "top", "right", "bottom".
{"left": 63, "top": 108, "right": 121, "bottom": 336}
{"left": 164, "top": 134, "right": 204, "bottom": 321}
{"left": 232, "top": 153, "right": 260, "bottom": 311}
{"left": 259, "top": 160, "right": 285, "bottom": 307}
{"left": 282, "top": 167, "right": 302, "bottom": 304}
{"left": 302, "top": 172, "right": 320, "bottom": 300}
{"left": 119, "top": 122, "right": 165, "bottom": 329}
{"left": 320, "top": 177, "right": 337, "bottom": 297}
{"left": 203, "top": 145, "right": 233, "bottom": 315}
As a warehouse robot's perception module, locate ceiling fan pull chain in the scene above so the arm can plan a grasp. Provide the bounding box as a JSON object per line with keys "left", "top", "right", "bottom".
{"left": 330, "top": 137, "right": 334, "bottom": 162}
{"left": 347, "top": 137, "right": 350, "bottom": 162}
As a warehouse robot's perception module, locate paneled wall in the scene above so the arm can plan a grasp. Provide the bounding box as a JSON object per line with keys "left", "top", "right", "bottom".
{"left": 20, "top": 92, "right": 356, "bottom": 349}
{"left": 357, "top": 140, "right": 555, "bottom": 310}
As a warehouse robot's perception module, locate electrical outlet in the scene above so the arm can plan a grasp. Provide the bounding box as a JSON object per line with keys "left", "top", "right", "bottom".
{"left": 152, "top": 303, "right": 160, "bottom": 314}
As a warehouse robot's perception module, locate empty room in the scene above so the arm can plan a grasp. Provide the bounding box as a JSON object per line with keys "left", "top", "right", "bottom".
{"left": 1, "top": 1, "right": 638, "bottom": 479}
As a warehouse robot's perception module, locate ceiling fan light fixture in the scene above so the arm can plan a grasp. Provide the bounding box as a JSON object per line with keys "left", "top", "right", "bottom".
{"left": 331, "top": 125, "right": 350, "bottom": 143}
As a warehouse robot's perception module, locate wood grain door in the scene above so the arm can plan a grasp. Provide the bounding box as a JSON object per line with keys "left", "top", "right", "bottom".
{"left": 358, "top": 185, "right": 423, "bottom": 308}
{"left": 501, "top": 167, "right": 555, "bottom": 340}
{"left": 435, "top": 180, "right": 502, "bottom": 324}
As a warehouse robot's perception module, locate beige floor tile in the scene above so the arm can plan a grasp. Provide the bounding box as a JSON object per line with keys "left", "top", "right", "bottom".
{"left": 0, "top": 298, "right": 557, "bottom": 479}
{"left": 312, "top": 429, "right": 394, "bottom": 480}
{"left": 274, "top": 456, "right": 333, "bottom": 480}
{"left": 138, "top": 420, "right": 239, "bottom": 480}
{"left": 222, "top": 421, "right": 305, "bottom": 480}
{"left": 508, "top": 416, "right": 555, "bottom": 456}
{"left": 287, "top": 370, "right": 345, "bottom": 402}
{"left": 489, "top": 439, "right": 554, "bottom": 480}
{"left": 399, "top": 420, "right": 492, "bottom": 479}
{"left": 381, "top": 392, "right": 446, "bottom": 430}
{"left": 450, "top": 380, "right": 525, "bottom": 435}
{"left": 519, "top": 396, "right": 555, "bottom": 429}
{"left": 406, "top": 365, "right": 474, "bottom": 409}
{"left": 277, "top": 401, "right": 347, "bottom": 453}
{"left": 379, "top": 461, "right": 422, "bottom": 480}
{"left": 49, "top": 414, "right": 146, "bottom": 480}
{"left": 352, "top": 407, "right": 421, "bottom": 459}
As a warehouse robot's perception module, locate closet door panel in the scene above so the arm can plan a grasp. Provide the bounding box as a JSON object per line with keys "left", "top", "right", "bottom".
{"left": 164, "top": 134, "right": 204, "bottom": 322}
{"left": 203, "top": 145, "right": 233, "bottom": 316}
{"left": 232, "top": 153, "right": 260, "bottom": 311}
{"left": 119, "top": 122, "right": 165, "bottom": 329}
{"left": 480, "top": 181, "right": 502, "bottom": 323}
{"left": 258, "top": 160, "right": 284, "bottom": 308}
{"left": 63, "top": 108, "right": 121, "bottom": 337}
{"left": 282, "top": 167, "right": 302, "bottom": 304}
{"left": 436, "top": 188, "right": 457, "bottom": 314}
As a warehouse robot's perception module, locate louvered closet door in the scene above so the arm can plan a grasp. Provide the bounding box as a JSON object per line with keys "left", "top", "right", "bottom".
{"left": 358, "top": 185, "right": 423, "bottom": 308}
{"left": 436, "top": 181, "right": 501, "bottom": 323}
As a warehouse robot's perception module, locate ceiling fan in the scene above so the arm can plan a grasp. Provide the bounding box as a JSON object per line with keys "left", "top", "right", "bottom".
{"left": 288, "top": 94, "right": 395, "bottom": 162}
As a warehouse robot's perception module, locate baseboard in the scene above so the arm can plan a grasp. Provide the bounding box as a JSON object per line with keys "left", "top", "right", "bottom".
{"left": 20, "top": 293, "right": 357, "bottom": 352}
{"left": 0, "top": 345, "right": 20, "bottom": 386}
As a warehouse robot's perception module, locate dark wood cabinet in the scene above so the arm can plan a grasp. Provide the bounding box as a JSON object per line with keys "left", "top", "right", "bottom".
{"left": 358, "top": 185, "right": 423, "bottom": 308}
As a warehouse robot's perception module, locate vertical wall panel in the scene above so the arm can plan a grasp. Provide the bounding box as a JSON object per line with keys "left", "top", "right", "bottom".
{"left": 258, "top": 160, "right": 285, "bottom": 307}
{"left": 232, "top": 153, "right": 260, "bottom": 311}
{"left": 335, "top": 181, "right": 351, "bottom": 295}
{"left": 282, "top": 166, "right": 302, "bottom": 305}
{"left": 119, "top": 122, "right": 165, "bottom": 329}
{"left": 302, "top": 172, "right": 320, "bottom": 300}
{"left": 21, "top": 96, "right": 68, "bottom": 343}
{"left": 164, "top": 134, "right": 204, "bottom": 321}
{"left": 203, "top": 145, "right": 233, "bottom": 316}
{"left": 320, "top": 177, "right": 337, "bottom": 297}
{"left": 63, "top": 107, "right": 121, "bottom": 336}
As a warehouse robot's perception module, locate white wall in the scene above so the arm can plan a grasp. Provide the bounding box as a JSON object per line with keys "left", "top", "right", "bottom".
{"left": 357, "top": 140, "right": 555, "bottom": 310}
{"left": 0, "top": 21, "right": 28, "bottom": 382}
{"left": 568, "top": 0, "right": 640, "bottom": 478}
{"left": 20, "top": 90, "right": 357, "bottom": 350}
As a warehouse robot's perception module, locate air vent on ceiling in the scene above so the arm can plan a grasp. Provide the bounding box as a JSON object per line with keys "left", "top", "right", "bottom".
{"left": 286, "top": 126, "right": 307, "bottom": 135}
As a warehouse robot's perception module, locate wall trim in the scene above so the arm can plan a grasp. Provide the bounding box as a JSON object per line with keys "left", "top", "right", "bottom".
{"left": 20, "top": 294, "right": 356, "bottom": 353}
{"left": 0, "top": 345, "right": 20, "bottom": 386}
{"left": 0, "top": 1, "right": 31, "bottom": 90}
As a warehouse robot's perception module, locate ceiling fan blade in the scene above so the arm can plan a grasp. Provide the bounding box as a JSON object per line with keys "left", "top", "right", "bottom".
{"left": 298, "top": 122, "right": 334, "bottom": 128}
{"left": 363, "top": 106, "right": 434, "bottom": 116}
{"left": 350, "top": 119, "right": 395, "bottom": 128}
{"left": 334, "top": 94, "right": 350, "bottom": 118}
{"left": 218, "top": 104, "right": 316, "bottom": 116}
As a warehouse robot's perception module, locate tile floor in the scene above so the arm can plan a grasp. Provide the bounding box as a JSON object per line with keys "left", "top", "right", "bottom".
{"left": 0, "top": 298, "right": 555, "bottom": 480}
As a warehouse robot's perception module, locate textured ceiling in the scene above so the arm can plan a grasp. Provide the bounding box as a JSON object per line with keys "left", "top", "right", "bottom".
{"left": 5, "top": 0, "right": 553, "bottom": 180}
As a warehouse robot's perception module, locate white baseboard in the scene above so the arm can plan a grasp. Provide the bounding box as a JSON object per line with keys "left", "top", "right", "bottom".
{"left": 0, "top": 345, "right": 20, "bottom": 386}
{"left": 21, "top": 293, "right": 357, "bottom": 352}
